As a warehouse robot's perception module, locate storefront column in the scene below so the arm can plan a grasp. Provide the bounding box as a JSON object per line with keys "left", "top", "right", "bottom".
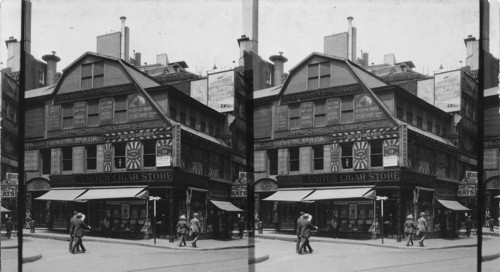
{"left": 169, "top": 189, "right": 174, "bottom": 243}
{"left": 396, "top": 189, "right": 402, "bottom": 242}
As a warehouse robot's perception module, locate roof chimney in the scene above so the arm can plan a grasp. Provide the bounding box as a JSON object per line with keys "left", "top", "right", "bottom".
{"left": 362, "top": 52, "right": 369, "bottom": 66}
{"left": 464, "top": 35, "right": 479, "bottom": 70}
{"left": 347, "top": 16, "right": 353, "bottom": 61}
{"left": 42, "top": 51, "right": 61, "bottom": 85}
{"left": 269, "top": 52, "right": 288, "bottom": 86}
{"left": 120, "top": 16, "right": 129, "bottom": 61}
{"left": 242, "top": 0, "right": 258, "bottom": 54}
{"left": 5, "top": 37, "right": 20, "bottom": 72}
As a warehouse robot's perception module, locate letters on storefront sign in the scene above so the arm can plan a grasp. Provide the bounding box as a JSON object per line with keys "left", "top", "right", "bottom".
{"left": 278, "top": 171, "right": 400, "bottom": 186}
{"left": 50, "top": 171, "right": 173, "bottom": 186}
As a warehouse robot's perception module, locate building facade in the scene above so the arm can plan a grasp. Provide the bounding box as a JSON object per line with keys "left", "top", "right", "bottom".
{"left": 253, "top": 53, "right": 475, "bottom": 240}
{"left": 25, "top": 52, "right": 241, "bottom": 239}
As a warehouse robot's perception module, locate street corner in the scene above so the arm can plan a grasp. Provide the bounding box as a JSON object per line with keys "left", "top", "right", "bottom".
{"left": 23, "top": 253, "right": 43, "bottom": 264}
{"left": 248, "top": 253, "right": 270, "bottom": 265}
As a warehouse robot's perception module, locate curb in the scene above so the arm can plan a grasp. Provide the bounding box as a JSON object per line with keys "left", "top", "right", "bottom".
{"left": 255, "top": 234, "right": 477, "bottom": 250}
{"left": 23, "top": 254, "right": 43, "bottom": 264}
{"left": 1, "top": 245, "right": 18, "bottom": 249}
{"left": 249, "top": 254, "right": 270, "bottom": 265}
{"left": 482, "top": 253, "right": 500, "bottom": 262}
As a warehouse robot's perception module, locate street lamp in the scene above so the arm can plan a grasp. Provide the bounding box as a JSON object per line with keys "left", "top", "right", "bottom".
{"left": 149, "top": 196, "right": 161, "bottom": 245}
{"left": 376, "top": 196, "right": 388, "bottom": 244}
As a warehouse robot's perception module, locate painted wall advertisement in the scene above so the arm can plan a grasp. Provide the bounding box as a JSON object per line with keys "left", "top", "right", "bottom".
{"left": 127, "top": 94, "right": 158, "bottom": 121}
{"left": 354, "top": 94, "right": 384, "bottom": 122}
{"left": 417, "top": 78, "right": 435, "bottom": 105}
{"left": 208, "top": 71, "right": 234, "bottom": 113}
{"left": 156, "top": 139, "right": 172, "bottom": 167}
{"left": 190, "top": 79, "right": 208, "bottom": 105}
{"left": 434, "top": 70, "right": 461, "bottom": 113}
{"left": 383, "top": 139, "right": 399, "bottom": 167}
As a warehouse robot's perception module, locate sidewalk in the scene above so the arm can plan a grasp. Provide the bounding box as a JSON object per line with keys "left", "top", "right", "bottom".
{"left": 1, "top": 229, "right": 268, "bottom": 265}
{"left": 0, "top": 236, "right": 43, "bottom": 264}
{"left": 255, "top": 229, "right": 500, "bottom": 261}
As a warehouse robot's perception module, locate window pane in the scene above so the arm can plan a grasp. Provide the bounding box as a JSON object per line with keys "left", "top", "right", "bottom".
{"left": 81, "top": 77, "right": 92, "bottom": 90}
{"left": 115, "top": 96, "right": 127, "bottom": 110}
{"left": 41, "top": 149, "right": 51, "bottom": 175}
{"left": 289, "top": 147, "right": 300, "bottom": 172}
{"left": 313, "top": 146, "right": 324, "bottom": 170}
{"left": 341, "top": 111, "right": 353, "bottom": 124}
{"left": 143, "top": 141, "right": 156, "bottom": 167}
{"left": 62, "top": 147, "right": 72, "bottom": 171}
{"left": 180, "top": 113, "right": 186, "bottom": 125}
{"left": 314, "top": 115, "right": 326, "bottom": 127}
{"left": 308, "top": 78, "right": 319, "bottom": 90}
{"left": 268, "top": 149, "right": 278, "bottom": 175}
{"left": 82, "top": 64, "right": 92, "bottom": 77}
{"left": 289, "top": 117, "right": 300, "bottom": 129}
{"left": 308, "top": 63, "right": 319, "bottom": 77}
{"left": 320, "top": 62, "right": 330, "bottom": 76}
{"left": 86, "top": 146, "right": 97, "bottom": 170}
{"left": 200, "top": 122, "right": 206, "bottom": 132}
{"left": 342, "top": 97, "right": 354, "bottom": 111}
{"left": 62, "top": 104, "right": 74, "bottom": 117}
{"left": 93, "top": 75, "right": 104, "bottom": 88}
{"left": 114, "top": 143, "right": 126, "bottom": 169}
{"left": 315, "top": 100, "right": 326, "bottom": 114}
{"left": 289, "top": 104, "right": 300, "bottom": 117}
{"left": 94, "top": 61, "right": 104, "bottom": 75}
{"left": 319, "top": 76, "right": 330, "bottom": 88}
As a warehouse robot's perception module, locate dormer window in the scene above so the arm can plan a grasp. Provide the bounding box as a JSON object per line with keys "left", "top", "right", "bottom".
{"left": 308, "top": 62, "right": 330, "bottom": 90}
{"left": 81, "top": 61, "right": 104, "bottom": 90}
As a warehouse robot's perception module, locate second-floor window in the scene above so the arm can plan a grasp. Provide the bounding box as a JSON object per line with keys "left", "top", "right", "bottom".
{"left": 62, "top": 147, "right": 73, "bottom": 171}
{"left": 200, "top": 121, "right": 206, "bottom": 133}
{"left": 114, "top": 96, "right": 127, "bottom": 124}
{"left": 87, "top": 100, "right": 99, "bottom": 126}
{"left": 81, "top": 61, "right": 104, "bottom": 90}
{"left": 114, "top": 142, "right": 126, "bottom": 170}
{"left": 86, "top": 145, "right": 97, "bottom": 170}
{"left": 62, "top": 104, "right": 74, "bottom": 129}
{"left": 341, "top": 96, "right": 354, "bottom": 124}
{"left": 289, "top": 104, "right": 300, "bottom": 129}
{"left": 314, "top": 100, "right": 326, "bottom": 127}
{"left": 143, "top": 140, "right": 156, "bottom": 167}
{"left": 190, "top": 116, "right": 196, "bottom": 128}
{"left": 308, "top": 62, "right": 330, "bottom": 90}
{"left": 289, "top": 147, "right": 300, "bottom": 172}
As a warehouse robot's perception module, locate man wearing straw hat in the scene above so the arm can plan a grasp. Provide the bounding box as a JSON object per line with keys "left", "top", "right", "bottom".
{"left": 403, "top": 214, "right": 416, "bottom": 246}
{"left": 417, "top": 212, "right": 428, "bottom": 247}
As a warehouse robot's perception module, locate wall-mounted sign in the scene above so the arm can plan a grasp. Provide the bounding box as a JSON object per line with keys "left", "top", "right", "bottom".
{"left": 105, "top": 128, "right": 171, "bottom": 143}
{"left": 383, "top": 139, "right": 399, "bottom": 167}
{"left": 300, "top": 102, "right": 314, "bottom": 128}
{"left": 50, "top": 170, "right": 173, "bottom": 186}
{"left": 278, "top": 170, "right": 400, "bottom": 187}
{"left": 354, "top": 94, "right": 385, "bottom": 122}
{"left": 208, "top": 70, "right": 234, "bottom": 113}
{"left": 73, "top": 101, "right": 87, "bottom": 128}
{"left": 190, "top": 79, "right": 208, "bottom": 105}
{"left": 48, "top": 105, "right": 61, "bottom": 131}
{"left": 353, "top": 141, "right": 368, "bottom": 170}
{"left": 417, "top": 78, "right": 435, "bottom": 105}
{"left": 254, "top": 179, "right": 278, "bottom": 192}
{"left": 434, "top": 70, "right": 461, "bottom": 112}
{"left": 1, "top": 185, "right": 17, "bottom": 198}
{"left": 484, "top": 148, "right": 498, "bottom": 170}
{"left": 24, "top": 150, "right": 39, "bottom": 171}
{"left": 331, "top": 127, "right": 398, "bottom": 143}
{"left": 99, "top": 97, "right": 114, "bottom": 125}
{"left": 326, "top": 98, "right": 341, "bottom": 125}
{"left": 230, "top": 185, "right": 247, "bottom": 198}
{"left": 104, "top": 143, "right": 112, "bottom": 172}
{"left": 49, "top": 120, "right": 165, "bottom": 138}
{"left": 128, "top": 94, "right": 158, "bottom": 122}
{"left": 26, "top": 178, "right": 50, "bottom": 191}
{"left": 55, "top": 83, "right": 136, "bottom": 104}
{"left": 275, "top": 120, "right": 391, "bottom": 139}
{"left": 126, "top": 141, "right": 141, "bottom": 170}
{"left": 25, "top": 107, "right": 45, "bottom": 138}
{"left": 275, "top": 105, "right": 289, "bottom": 131}
{"left": 254, "top": 107, "right": 272, "bottom": 139}
{"left": 280, "top": 84, "right": 363, "bottom": 104}
{"left": 26, "top": 136, "right": 104, "bottom": 150}
{"left": 331, "top": 143, "right": 340, "bottom": 172}
{"left": 457, "top": 184, "right": 476, "bottom": 197}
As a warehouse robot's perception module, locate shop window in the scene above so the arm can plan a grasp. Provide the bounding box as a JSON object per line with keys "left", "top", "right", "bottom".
{"left": 86, "top": 145, "right": 97, "bottom": 170}
{"left": 313, "top": 145, "right": 324, "bottom": 170}
{"left": 341, "top": 143, "right": 353, "bottom": 169}
{"left": 114, "top": 96, "right": 127, "bottom": 124}
{"left": 341, "top": 96, "right": 354, "bottom": 124}
{"left": 41, "top": 149, "right": 51, "bottom": 175}
{"left": 62, "top": 104, "right": 74, "bottom": 129}
{"left": 314, "top": 100, "right": 326, "bottom": 127}
{"left": 370, "top": 140, "right": 383, "bottom": 167}
{"left": 308, "top": 62, "right": 330, "bottom": 90}
{"left": 114, "top": 142, "right": 126, "bottom": 170}
{"left": 289, "top": 103, "right": 300, "bottom": 129}
{"left": 62, "top": 147, "right": 73, "bottom": 171}
{"left": 87, "top": 99, "right": 99, "bottom": 127}
{"left": 81, "top": 61, "right": 104, "bottom": 90}
{"left": 143, "top": 140, "right": 156, "bottom": 167}
{"left": 289, "top": 147, "right": 300, "bottom": 172}
{"left": 268, "top": 149, "right": 278, "bottom": 175}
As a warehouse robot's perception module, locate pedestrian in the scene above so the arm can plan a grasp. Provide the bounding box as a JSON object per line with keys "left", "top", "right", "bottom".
{"left": 297, "top": 213, "right": 317, "bottom": 254}
{"left": 5, "top": 217, "right": 13, "bottom": 239}
{"left": 417, "top": 212, "right": 428, "bottom": 247}
{"left": 176, "top": 215, "right": 189, "bottom": 247}
{"left": 190, "top": 213, "right": 201, "bottom": 247}
{"left": 403, "top": 214, "right": 416, "bottom": 246}
{"left": 488, "top": 217, "right": 495, "bottom": 232}
{"left": 296, "top": 212, "right": 308, "bottom": 253}
{"left": 237, "top": 216, "right": 245, "bottom": 238}
{"left": 70, "top": 213, "right": 91, "bottom": 254}
{"left": 69, "top": 211, "right": 78, "bottom": 252}
{"left": 465, "top": 216, "right": 473, "bottom": 237}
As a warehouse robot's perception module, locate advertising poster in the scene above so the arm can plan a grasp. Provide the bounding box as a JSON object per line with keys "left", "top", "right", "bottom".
{"left": 126, "top": 141, "right": 141, "bottom": 170}
{"left": 156, "top": 139, "right": 172, "bottom": 167}
{"left": 353, "top": 141, "right": 368, "bottom": 170}
{"left": 331, "top": 144, "right": 340, "bottom": 172}
{"left": 349, "top": 204, "right": 358, "bottom": 219}
{"left": 128, "top": 94, "right": 158, "bottom": 121}
{"left": 121, "top": 204, "right": 130, "bottom": 219}
{"left": 484, "top": 148, "right": 498, "bottom": 169}
{"left": 434, "top": 70, "right": 461, "bottom": 112}
{"left": 48, "top": 104, "right": 61, "bottom": 131}
{"left": 383, "top": 139, "right": 399, "bottom": 167}
{"left": 208, "top": 71, "right": 234, "bottom": 113}
{"left": 190, "top": 79, "right": 208, "bottom": 105}
{"left": 416, "top": 78, "right": 435, "bottom": 105}
{"left": 354, "top": 94, "right": 384, "bottom": 122}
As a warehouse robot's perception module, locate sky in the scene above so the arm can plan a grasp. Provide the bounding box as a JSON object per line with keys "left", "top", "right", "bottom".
{"left": 0, "top": 0, "right": 484, "bottom": 77}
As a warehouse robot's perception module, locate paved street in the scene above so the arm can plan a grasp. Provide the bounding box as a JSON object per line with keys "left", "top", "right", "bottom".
{"left": 2, "top": 238, "right": 250, "bottom": 272}
{"left": 253, "top": 238, "right": 489, "bottom": 272}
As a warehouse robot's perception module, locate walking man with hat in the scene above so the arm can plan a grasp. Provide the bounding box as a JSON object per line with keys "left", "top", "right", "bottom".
{"left": 190, "top": 213, "right": 201, "bottom": 247}
{"left": 70, "top": 213, "right": 91, "bottom": 254}
{"left": 417, "top": 212, "right": 428, "bottom": 247}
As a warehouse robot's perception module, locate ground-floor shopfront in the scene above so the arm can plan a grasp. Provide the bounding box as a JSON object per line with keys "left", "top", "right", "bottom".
{"left": 28, "top": 169, "right": 243, "bottom": 240}
{"left": 262, "top": 169, "right": 471, "bottom": 240}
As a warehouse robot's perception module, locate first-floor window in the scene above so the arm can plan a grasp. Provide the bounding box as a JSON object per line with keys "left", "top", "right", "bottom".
{"left": 268, "top": 149, "right": 278, "bottom": 175}
{"left": 114, "top": 142, "right": 126, "bottom": 169}
{"left": 313, "top": 145, "right": 324, "bottom": 170}
{"left": 341, "top": 143, "right": 353, "bottom": 169}
{"left": 62, "top": 147, "right": 73, "bottom": 171}
{"left": 41, "top": 149, "right": 51, "bottom": 175}
{"left": 86, "top": 145, "right": 97, "bottom": 170}
{"left": 289, "top": 147, "right": 300, "bottom": 172}
{"left": 370, "top": 141, "right": 383, "bottom": 167}
{"left": 143, "top": 140, "right": 156, "bottom": 167}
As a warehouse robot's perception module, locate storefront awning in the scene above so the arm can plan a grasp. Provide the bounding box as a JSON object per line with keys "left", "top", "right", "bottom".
{"left": 262, "top": 189, "right": 314, "bottom": 202}
{"left": 1, "top": 206, "right": 11, "bottom": 212}
{"left": 209, "top": 200, "right": 243, "bottom": 212}
{"left": 36, "top": 189, "right": 87, "bottom": 201}
{"left": 302, "top": 187, "right": 374, "bottom": 201}
{"left": 74, "top": 187, "right": 148, "bottom": 201}
{"left": 437, "top": 199, "right": 470, "bottom": 211}
{"left": 495, "top": 195, "right": 500, "bottom": 199}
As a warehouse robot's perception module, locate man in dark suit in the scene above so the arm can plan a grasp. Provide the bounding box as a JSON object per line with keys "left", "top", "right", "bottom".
{"left": 69, "top": 211, "right": 78, "bottom": 252}
{"left": 70, "top": 213, "right": 91, "bottom": 254}
{"left": 297, "top": 213, "right": 317, "bottom": 254}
